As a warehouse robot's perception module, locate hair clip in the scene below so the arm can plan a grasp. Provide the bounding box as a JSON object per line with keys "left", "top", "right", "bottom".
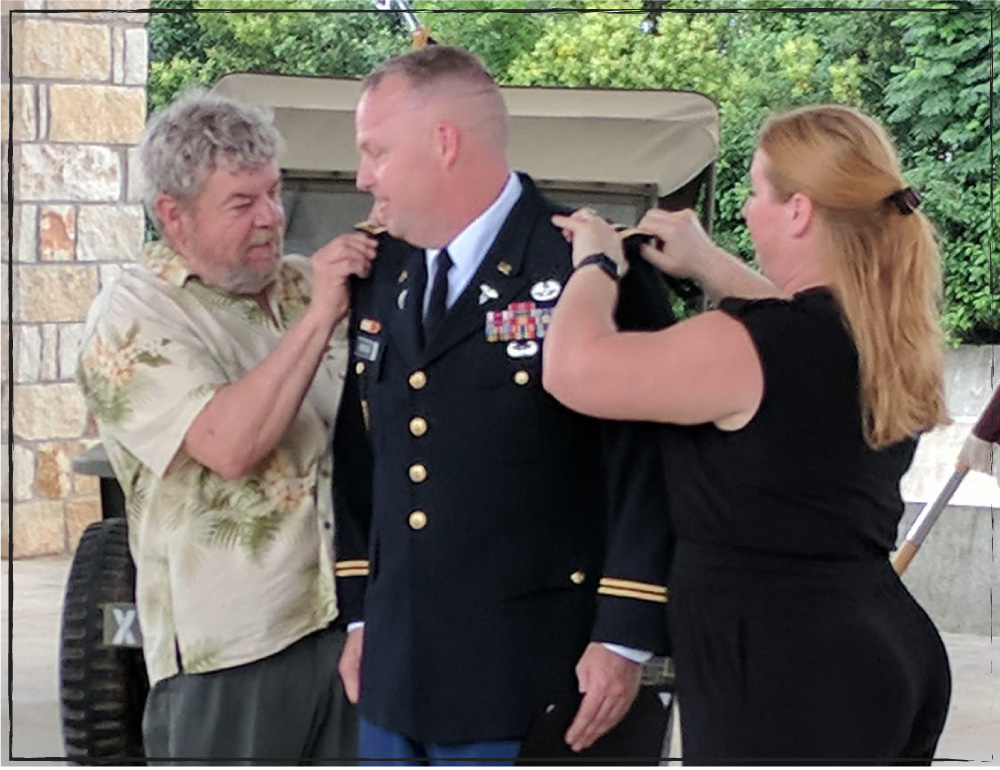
{"left": 888, "top": 187, "right": 921, "bottom": 215}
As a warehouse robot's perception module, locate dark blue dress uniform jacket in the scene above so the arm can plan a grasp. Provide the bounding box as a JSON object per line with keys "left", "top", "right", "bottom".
{"left": 333, "top": 173, "right": 676, "bottom": 744}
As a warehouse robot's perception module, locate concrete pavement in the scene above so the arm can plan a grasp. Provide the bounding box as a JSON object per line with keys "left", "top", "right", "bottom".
{"left": 2, "top": 555, "right": 998, "bottom": 764}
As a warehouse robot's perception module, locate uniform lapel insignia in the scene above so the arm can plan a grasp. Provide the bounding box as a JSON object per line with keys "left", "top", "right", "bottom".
{"left": 478, "top": 283, "right": 500, "bottom": 306}
{"left": 397, "top": 270, "right": 408, "bottom": 284}
{"left": 497, "top": 261, "right": 513, "bottom": 276}
{"left": 360, "top": 317, "right": 382, "bottom": 334}
{"left": 397, "top": 288, "right": 409, "bottom": 310}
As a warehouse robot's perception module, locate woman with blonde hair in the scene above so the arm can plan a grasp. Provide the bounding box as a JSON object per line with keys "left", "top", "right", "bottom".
{"left": 543, "top": 105, "right": 952, "bottom": 763}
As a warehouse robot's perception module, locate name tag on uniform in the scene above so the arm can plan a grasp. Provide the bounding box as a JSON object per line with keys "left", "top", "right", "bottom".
{"left": 356, "top": 335, "right": 381, "bottom": 362}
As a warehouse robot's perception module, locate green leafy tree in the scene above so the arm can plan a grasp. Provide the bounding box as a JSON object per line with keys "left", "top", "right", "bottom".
{"left": 881, "top": 2, "right": 996, "bottom": 342}
{"left": 148, "top": 1, "right": 409, "bottom": 111}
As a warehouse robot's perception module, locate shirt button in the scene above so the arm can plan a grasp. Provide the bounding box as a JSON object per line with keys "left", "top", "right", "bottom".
{"left": 570, "top": 570, "right": 586, "bottom": 585}
{"left": 355, "top": 361, "right": 366, "bottom": 375}
{"left": 323, "top": 521, "right": 332, "bottom": 530}
{"left": 409, "top": 417, "right": 428, "bottom": 437}
{"left": 514, "top": 370, "right": 530, "bottom": 386}
{"left": 408, "top": 510, "right": 428, "bottom": 530}
{"left": 409, "top": 370, "right": 427, "bottom": 390}
{"left": 408, "top": 463, "right": 428, "bottom": 483}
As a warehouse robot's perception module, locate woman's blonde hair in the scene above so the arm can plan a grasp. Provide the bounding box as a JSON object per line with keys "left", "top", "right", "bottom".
{"left": 758, "top": 104, "right": 948, "bottom": 448}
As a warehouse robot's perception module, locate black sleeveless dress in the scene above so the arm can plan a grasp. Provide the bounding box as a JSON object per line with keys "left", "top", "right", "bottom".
{"left": 663, "top": 288, "right": 951, "bottom": 764}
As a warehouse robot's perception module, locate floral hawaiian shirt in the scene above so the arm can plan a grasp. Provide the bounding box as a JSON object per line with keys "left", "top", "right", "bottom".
{"left": 77, "top": 241, "right": 348, "bottom": 685}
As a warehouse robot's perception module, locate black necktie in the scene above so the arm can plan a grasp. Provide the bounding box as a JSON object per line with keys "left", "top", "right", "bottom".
{"left": 423, "top": 249, "right": 452, "bottom": 342}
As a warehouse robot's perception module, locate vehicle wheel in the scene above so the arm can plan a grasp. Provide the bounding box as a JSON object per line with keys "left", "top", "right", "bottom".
{"left": 60, "top": 518, "right": 148, "bottom": 763}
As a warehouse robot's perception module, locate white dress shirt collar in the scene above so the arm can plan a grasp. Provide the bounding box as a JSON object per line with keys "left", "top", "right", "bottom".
{"left": 423, "top": 172, "right": 522, "bottom": 312}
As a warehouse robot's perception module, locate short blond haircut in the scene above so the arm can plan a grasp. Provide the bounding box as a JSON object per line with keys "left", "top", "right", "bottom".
{"left": 759, "top": 105, "right": 948, "bottom": 448}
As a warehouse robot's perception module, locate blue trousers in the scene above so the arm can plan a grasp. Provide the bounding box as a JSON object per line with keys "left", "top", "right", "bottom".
{"left": 360, "top": 718, "right": 521, "bottom": 766}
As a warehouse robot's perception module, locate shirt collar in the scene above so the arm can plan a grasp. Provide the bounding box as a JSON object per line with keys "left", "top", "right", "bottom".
{"left": 426, "top": 172, "right": 522, "bottom": 274}
{"left": 139, "top": 240, "right": 194, "bottom": 288}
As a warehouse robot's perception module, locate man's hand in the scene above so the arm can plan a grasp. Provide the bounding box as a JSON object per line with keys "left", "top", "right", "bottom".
{"left": 564, "top": 642, "right": 642, "bottom": 752}
{"left": 338, "top": 626, "right": 364, "bottom": 704}
{"left": 310, "top": 233, "right": 378, "bottom": 327}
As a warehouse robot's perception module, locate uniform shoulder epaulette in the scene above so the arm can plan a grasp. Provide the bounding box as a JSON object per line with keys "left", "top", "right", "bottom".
{"left": 354, "top": 220, "right": 388, "bottom": 236}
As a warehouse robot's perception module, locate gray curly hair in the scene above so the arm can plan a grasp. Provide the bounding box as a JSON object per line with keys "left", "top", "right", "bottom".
{"left": 141, "top": 88, "right": 284, "bottom": 234}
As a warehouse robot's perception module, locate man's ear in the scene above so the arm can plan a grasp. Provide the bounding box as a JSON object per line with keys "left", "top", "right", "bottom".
{"left": 155, "top": 193, "right": 187, "bottom": 244}
{"left": 788, "top": 192, "right": 814, "bottom": 239}
{"left": 434, "top": 120, "right": 461, "bottom": 169}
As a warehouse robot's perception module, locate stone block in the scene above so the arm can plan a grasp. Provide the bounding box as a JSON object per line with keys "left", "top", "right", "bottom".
{"left": 67, "top": 497, "right": 102, "bottom": 551}
{"left": 126, "top": 145, "right": 145, "bottom": 203}
{"left": 13, "top": 442, "right": 34, "bottom": 502}
{"left": 49, "top": 85, "right": 146, "bottom": 144}
{"left": 41, "top": 323, "right": 59, "bottom": 380}
{"left": 8, "top": 500, "right": 65, "bottom": 558}
{"left": 77, "top": 204, "right": 145, "bottom": 261}
{"left": 18, "top": 144, "right": 121, "bottom": 202}
{"left": 16, "top": 20, "right": 111, "bottom": 81}
{"left": 59, "top": 323, "right": 85, "bottom": 380}
{"left": 13, "top": 203, "right": 38, "bottom": 263}
{"left": 14, "top": 264, "right": 98, "bottom": 323}
{"left": 36, "top": 440, "right": 89, "bottom": 499}
{"left": 14, "top": 324, "right": 41, "bottom": 383}
{"left": 1, "top": 83, "right": 37, "bottom": 141}
{"left": 73, "top": 471, "right": 99, "bottom": 496}
{"left": 124, "top": 27, "right": 147, "bottom": 85}
{"left": 13, "top": 382, "right": 89, "bottom": 439}
{"left": 40, "top": 205, "right": 76, "bottom": 261}
{"left": 112, "top": 26, "right": 124, "bottom": 84}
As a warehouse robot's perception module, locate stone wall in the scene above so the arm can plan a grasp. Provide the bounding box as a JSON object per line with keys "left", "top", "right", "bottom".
{"left": 2, "top": 0, "right": 148, "bottom": 558}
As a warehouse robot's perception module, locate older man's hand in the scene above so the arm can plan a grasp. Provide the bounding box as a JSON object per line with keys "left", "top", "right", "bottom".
{"left": 564, "top": 642, "right": 642, "bottom": 753}
{"left": 310, "top": 232, "right": 378, "bottom": 327}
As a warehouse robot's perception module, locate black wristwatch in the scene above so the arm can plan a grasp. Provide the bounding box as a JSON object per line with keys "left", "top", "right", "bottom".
{"left": 575, "top": 252, "right": 622, "bottom": 283}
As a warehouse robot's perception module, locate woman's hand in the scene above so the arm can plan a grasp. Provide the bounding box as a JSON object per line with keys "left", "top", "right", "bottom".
{"left": 636, "top": 208, "right": 717, "bottom": 279}
{"left": 551, "top": 209, "right": 628, "bottom": 277}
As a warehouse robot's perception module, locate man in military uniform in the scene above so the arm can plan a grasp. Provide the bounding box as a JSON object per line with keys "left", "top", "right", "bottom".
{"left": 333, "top": 45, "right": 675, "bottom": 763}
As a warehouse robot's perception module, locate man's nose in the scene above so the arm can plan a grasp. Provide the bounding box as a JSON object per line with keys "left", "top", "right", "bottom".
{"left": 255, "top": 196, "right": 284, "bottom": 227}
{"left": 356, "top": 158, "right": 373, "bottom": 192}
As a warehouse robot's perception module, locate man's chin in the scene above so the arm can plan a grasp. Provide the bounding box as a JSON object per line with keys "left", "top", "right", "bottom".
{"left": 220, "top": 267, "right": 278, "bottom": 296}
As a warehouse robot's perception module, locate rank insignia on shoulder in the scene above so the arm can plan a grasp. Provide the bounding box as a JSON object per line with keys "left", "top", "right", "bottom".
{"left": 530, "top": 279, "right": 561, "bottom": 303}
{"left": 478, "top": 283, "right": 500, "bottom": 306}
{"left": 507, "top": 340, "right": 539, "bottom": 359}
{"left": 360, "top": 317, "right": 382, "bottom": 334}
{"left": 354, "top": 220, "right": 387, "bottom": 236}
{"left": 485, "top": 301, "right": 552, "bottom": 343}
{"left": 356, "top": 335, "right": 381, "bottom": 362}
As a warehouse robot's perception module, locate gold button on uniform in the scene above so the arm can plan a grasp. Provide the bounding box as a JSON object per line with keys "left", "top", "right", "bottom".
{"left": 355, "top": 361, "right": 366, "bottom": 375}
{"left": 409, "top": 417, "right": 428, "bottom": 437}
{"left": 408, "top": 510, "right": 428, "bottom": 530}
{"left": 514, "top": 370, "right": 530, "bottom": 386}
{"left": 408, "top": 463, "right": 428, "bottom": 483}
{"left": 570, "top": 570, "right": 586, "bottom": 585}
{"left": 409, "top": 371, "right": 427, "bottom": 390}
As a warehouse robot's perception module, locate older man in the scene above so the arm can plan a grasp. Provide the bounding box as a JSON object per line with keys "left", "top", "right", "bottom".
{"left": 76, "top": 90, "right": 376, "bottom": 761}
{"left": 333, "top": 46, "right": 676, "bottom": 763}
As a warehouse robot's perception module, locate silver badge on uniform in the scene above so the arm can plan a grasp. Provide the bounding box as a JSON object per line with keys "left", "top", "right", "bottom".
{"left": 506, "top": 340, "right": 539, "bottom": 359}
{"left": 530, "top": 279, "right": 561, "bottom": 303}
{"left": 397, "top": 288, "right": 409, "bottom": 310}
{"left": 478, "top": 283, "right": 500, "bottom": 305}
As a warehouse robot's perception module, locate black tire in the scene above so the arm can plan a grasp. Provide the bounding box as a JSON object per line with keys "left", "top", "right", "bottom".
{"left": 60, "top": 518, "right": 148, "bottom": 763}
